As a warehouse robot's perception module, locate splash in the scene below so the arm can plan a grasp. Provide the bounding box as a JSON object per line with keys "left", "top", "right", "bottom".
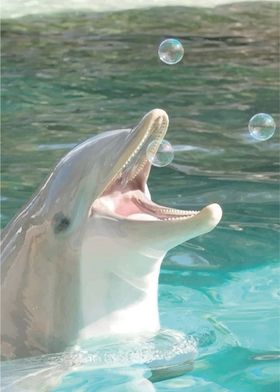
{"left": 1, "top": 329, "right": 197, "bottom": 391}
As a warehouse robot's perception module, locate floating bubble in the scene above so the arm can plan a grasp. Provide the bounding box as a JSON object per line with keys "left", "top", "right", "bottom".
{"left": 146, "top": 139, "right": 174, "bottom": 167}
{"left": 248, "top": 113, "right": 276, "bottom": 141}
{"left": 158, "top": 38, "right": 184, "bottom": 65}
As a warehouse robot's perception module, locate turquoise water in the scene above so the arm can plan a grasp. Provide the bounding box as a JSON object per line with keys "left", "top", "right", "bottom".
{"left": 1, "top": 2, "right": 280, "bottom": 391}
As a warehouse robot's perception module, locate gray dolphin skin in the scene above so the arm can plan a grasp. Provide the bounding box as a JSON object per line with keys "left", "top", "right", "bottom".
{"left": 1, "top": 109, "right": 222, "bottom": 360}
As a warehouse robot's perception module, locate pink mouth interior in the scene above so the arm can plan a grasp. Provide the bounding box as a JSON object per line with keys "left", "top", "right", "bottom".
{"left": 90, "top": 187, "right": 199, "bottom": 222}
{"left": 89, "top": 125, "right": 199, "bottom": 222}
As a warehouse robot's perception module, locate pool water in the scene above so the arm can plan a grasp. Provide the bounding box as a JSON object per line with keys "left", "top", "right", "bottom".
{"left": 1, "top": 2, "right": 280, "bottom": 391}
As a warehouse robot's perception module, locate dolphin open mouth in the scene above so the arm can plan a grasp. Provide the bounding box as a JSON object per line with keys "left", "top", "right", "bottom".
{"left": 90, "top": 109, "right": 221, "bottom": 225}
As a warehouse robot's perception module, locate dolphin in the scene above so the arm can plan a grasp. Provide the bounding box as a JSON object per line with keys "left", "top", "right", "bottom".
{"left": 1, "top": 109, "right": 222, "bottom": 360}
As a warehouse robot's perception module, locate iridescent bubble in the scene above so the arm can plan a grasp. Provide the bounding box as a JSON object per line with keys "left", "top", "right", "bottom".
{"left": 146, "top": 139, "right": 174, "bottom": 167}
{"left": 248, "top": 113, "right": 276, "bottom": 141}
{"left": 158, "top": 38, "right": 184, "bottom": 65}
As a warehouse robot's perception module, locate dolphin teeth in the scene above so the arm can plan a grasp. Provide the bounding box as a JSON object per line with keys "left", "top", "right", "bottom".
{"left": 162, "top": 214, "right": 198, "bottom": 221}
{"left": 104, "top": 115, "right": 168, "bottom": 198}
{"left": 120, "top": 117, "right": 168, "bottom": 183}
{"left": 131, "top": 196, "right": 200, "bottom": 220}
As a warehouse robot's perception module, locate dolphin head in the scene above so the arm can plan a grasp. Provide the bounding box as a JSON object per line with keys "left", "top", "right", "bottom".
{"left": 84, "top": 109, "right": 222, "bottom": 247}
{"left": 32, "top": 109, "right": 222, "bottom": 338}
{"left": 2, "top": 109, "right": 222, "bottom": 357}
{"left": 38, "top": 109, "right": 222, "bottom": 247}
{"left": 55, "top": 108, "right": 221, "bottom": 338}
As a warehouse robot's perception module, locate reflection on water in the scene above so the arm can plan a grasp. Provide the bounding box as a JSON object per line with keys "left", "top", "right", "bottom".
{"left": 1, "top": 2, "right": 279, "bottom": 391}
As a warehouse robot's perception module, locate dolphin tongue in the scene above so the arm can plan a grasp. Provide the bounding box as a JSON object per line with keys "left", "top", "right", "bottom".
{"left": 90, "top": 190, "right": 156, "bottom": 220}
{"left": 126, "top": 213, "right": 159, "bottom": 221}
{"left": 90, "top": 189, "right": 199, "bottom": 221}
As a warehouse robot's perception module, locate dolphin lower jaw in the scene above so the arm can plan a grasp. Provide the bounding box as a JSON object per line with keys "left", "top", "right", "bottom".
{"left": 91, "top": 189, "right": 200, "bottom": 221}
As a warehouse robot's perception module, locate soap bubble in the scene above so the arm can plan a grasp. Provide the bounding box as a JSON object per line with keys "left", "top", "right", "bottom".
{"left": 158, "top": 39, "right": 184, "bottom": 65}
{"left": 248, "top": 113, "right": 276, "bottom": 141}
{"left": 146, "top": 139, "right": 174, "bottom": 167}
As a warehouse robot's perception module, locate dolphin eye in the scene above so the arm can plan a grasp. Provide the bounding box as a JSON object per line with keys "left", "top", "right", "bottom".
{"left": 53, "top": 213, "right": 71, "bottom": 234}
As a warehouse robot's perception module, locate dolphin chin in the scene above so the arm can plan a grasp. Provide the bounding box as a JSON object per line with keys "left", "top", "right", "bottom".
{"left": 1, "top": 109, "right": 222, "bottom": 359}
